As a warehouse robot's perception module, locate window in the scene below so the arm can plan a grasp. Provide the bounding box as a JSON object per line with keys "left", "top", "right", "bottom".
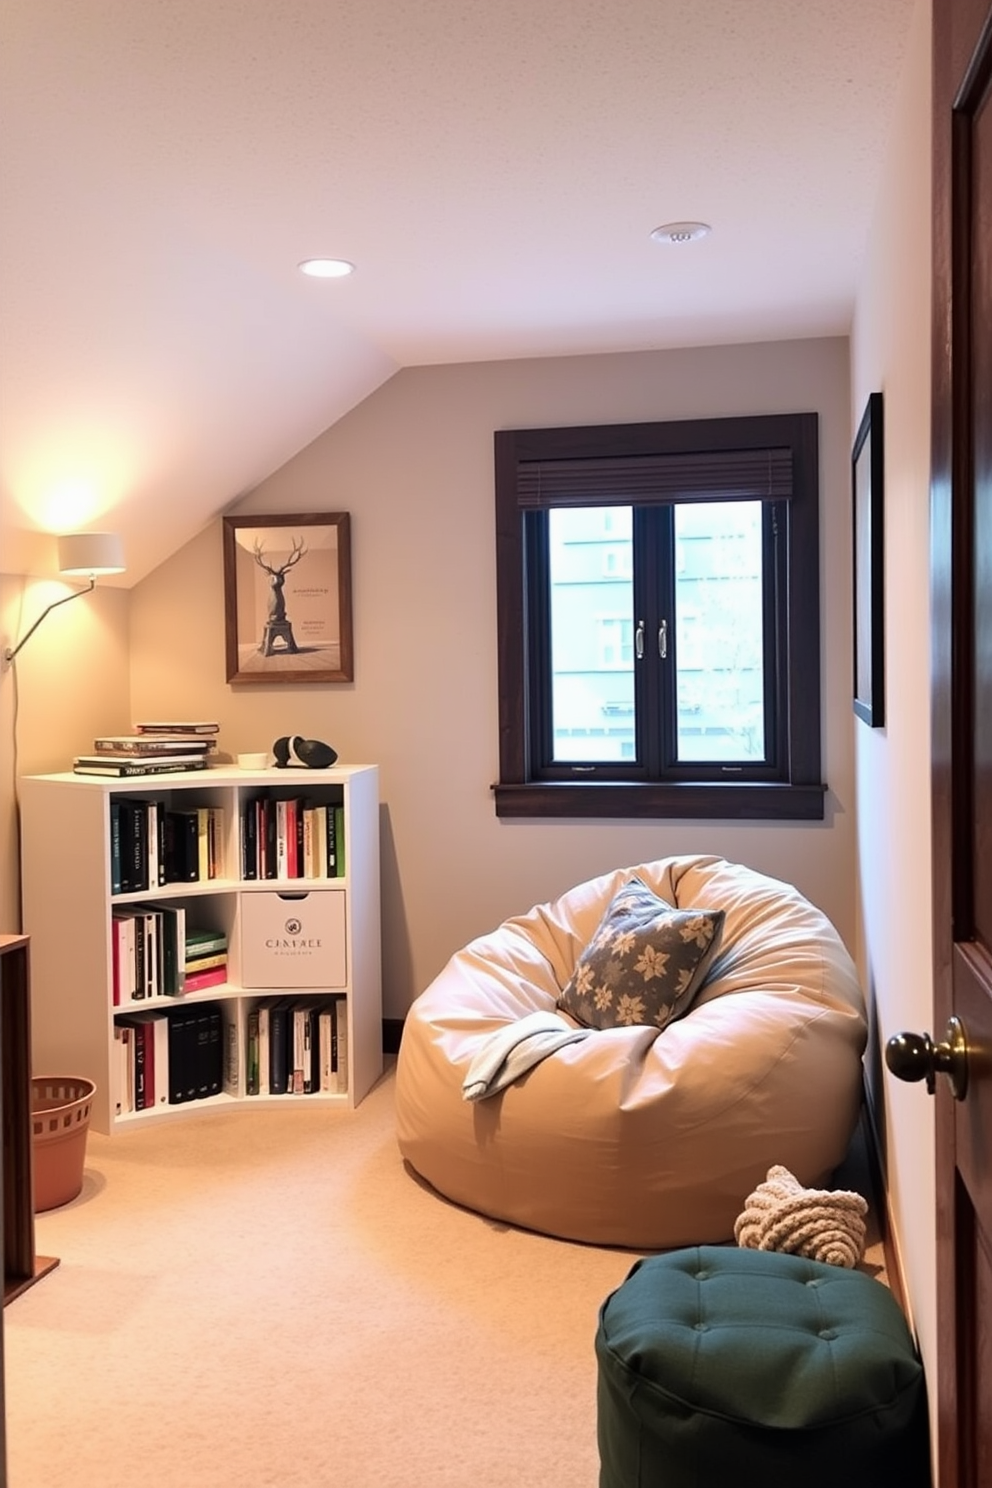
{"left": 493, "top": 413, "right": 825, "bottom": 819}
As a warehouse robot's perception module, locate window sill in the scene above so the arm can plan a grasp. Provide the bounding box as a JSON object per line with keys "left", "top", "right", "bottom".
{"left": 492, "top": 780, "right": 827, "bottom": 821}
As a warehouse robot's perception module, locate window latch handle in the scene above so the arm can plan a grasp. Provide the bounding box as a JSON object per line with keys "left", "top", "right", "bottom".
{"left": 658, "top": 619, "right": 668, "bottom": 659}
{"left": 635, "top": 620, "right": 645, "bottom": 660}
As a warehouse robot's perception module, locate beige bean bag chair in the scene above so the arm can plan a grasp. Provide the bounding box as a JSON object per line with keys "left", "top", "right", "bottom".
{"left": 395, "top": 856, "right": 867, "bottom": 1249}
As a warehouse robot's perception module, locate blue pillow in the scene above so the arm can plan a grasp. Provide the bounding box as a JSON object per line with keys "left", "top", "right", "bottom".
{"left": 558, "top": 877, "right": 724, "bottom": 1031}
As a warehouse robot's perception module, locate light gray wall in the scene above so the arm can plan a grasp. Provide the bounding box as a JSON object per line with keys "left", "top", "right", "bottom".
{"left": 130, "top": 336, "right": 856, "bottom": 1018}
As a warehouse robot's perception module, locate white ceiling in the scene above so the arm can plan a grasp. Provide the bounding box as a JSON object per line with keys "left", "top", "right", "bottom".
{"left": 0, "top": 0, "right": 916, "bottom": 586}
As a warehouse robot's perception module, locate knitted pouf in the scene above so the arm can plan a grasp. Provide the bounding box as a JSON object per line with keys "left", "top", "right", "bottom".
{"left": 595, "top": 1247, "right": 931, "bottom": 1488}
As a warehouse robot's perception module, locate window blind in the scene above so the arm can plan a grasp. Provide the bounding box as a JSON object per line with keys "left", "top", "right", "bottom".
{"left": 515, "top": 447, "right": 793, "bottom": 509}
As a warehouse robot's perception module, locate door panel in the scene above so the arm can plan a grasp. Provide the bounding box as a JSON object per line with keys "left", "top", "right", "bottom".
{"left": 932, "top": 0, "right": 992, "bottom": 1481}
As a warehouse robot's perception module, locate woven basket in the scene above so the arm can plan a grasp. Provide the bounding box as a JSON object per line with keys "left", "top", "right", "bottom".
{"left": 31, "top": 1077, "right": 96, "bottom": 1212}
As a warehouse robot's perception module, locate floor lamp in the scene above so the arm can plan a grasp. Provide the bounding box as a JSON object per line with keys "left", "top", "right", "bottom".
{"left": 3, "top": 533, "right": 126, "bottom": 667}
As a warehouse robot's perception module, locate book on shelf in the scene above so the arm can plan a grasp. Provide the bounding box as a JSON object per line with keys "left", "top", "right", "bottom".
{"left": 333, "top": 804, "right": 345, "bottom": 877}
{"left": 184, "top": 951, "right": 227, "bottom": 974}
{"left": 146, "top": 800, "right": 161, "bottom": 888}
{"left": 134, "top": 721, "right": 220, "bottom": 735}
{"left": 237, "top": 793, "right": 343, "bottom": 881}
{"left": 185, "top": 928, "right": 228, "bottom": 958}
{"left": 334, "top": 995, "right": 348, "bottom": 1093}
{"left": 118, "top": 1014, "right": 150, "bottom": 1110}
{"left": 267, "top": 1000, "right": 292, "bottom": 1095}
{"left": 143, "top": 901, "right": 186, "bottom": 995}
{"left": 117, "top": 1011, "right": 170, "bottom": 1110}
{"left": 263, "top": 798, "right": 277, "bottom": 880}
{"left": 165, "top": 1003, "right": 223, "bottom": 1104}
{"left": 114, "top": 1023, "right": 133, "bottom": 1115}
{"left": 196, "top": 806, "right": 211, "bottom": 881}
{"left": 116, "top": 798, "right": 149, "bottom": 892}
{"left": 325, "top": 804, "right": 337, "bottom": 875}
{"left": 193, "top": 1006, "right": 223, "bottom": 1099}
{"left": 92, "top": 735, "right": 215, "bottom": 755}
{"left": 225, "top": 1017, "right": 239, "bottom": 1095}
{"left": 241, "top": 798, "right": 260, "bottom": 880}
{"left": 161, "top": 808, "right": 199, "bottom": 883}
{"left": 166, "top": 1008, "right": 193, "bottom": 1103}
{"left": 112, "top": 912, "right": 135, "bottom": 1003}
{"left": 245, "top": 996, "right": 346, "bottom": 1097}
{"left": 110, "top": 801, "right": 123, "bottom": 893}
{"left": 245, "top": 1008, "right": 260, "bottom": 1095}
{"left": 74, "top": 755, "right": 209, "bottom": 777}
{"left": 182, "top": 965, "right": 227, "bottom": 993}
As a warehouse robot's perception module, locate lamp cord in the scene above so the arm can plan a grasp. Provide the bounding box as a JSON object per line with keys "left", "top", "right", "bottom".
{"left": 3, "top": 578, "right": 95, "bottom": 665}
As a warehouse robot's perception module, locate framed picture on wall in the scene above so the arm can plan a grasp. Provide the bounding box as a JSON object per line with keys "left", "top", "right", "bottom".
{"left": 222, "top": 512, "right": 354, "bottom": 684}
{"left": 852, "top": 393, "right": 884, "bottom": 727}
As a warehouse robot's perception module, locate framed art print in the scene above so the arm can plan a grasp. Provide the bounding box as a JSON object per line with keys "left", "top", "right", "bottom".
{"left": 852, "top": 393, "right": 884, "bottom": 726}
{"left": 223, "top": 512, "right": 353, "bottom": 684}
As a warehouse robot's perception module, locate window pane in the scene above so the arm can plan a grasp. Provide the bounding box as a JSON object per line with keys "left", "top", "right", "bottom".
{"left": 674, "top": 501, "right": 765, "bottom": 761}
{"left": 549, "top": 507, "right": 634, "bottom": 762}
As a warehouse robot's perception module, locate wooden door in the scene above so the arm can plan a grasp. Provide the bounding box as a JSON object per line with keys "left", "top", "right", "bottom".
{"left": 931, "top": 0, "right": 992, "bottom": 1481}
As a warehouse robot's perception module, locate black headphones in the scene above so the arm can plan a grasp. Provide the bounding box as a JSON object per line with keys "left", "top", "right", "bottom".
{"left": 271, "top": 735, "right": 338, "bottom": 769}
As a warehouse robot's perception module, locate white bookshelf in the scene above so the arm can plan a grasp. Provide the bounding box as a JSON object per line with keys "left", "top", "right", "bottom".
{"left": 19, "top": 764, "right": 382, "bottom": 1134}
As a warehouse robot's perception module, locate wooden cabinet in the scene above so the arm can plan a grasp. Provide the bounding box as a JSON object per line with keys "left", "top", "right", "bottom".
{"left": 0, "top": 935, "right": 59, "bottom": 1299}
{"left": 19, "top": 766, "right": 382, "bottom": 1135}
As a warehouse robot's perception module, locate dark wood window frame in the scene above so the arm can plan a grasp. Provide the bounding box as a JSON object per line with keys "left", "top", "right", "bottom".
{"left": 493, "top": 412, "right": 826, "bottom": 820}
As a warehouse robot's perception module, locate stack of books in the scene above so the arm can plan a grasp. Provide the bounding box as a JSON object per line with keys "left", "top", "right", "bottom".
{"left": 184, "top": 927, "right": 228, "bottom": 992}
{"left": 73, "top": 721, "right": 220, "bottom": 777}
{"left": 114, "top": 1002, "right": 226, "bottom": 1114}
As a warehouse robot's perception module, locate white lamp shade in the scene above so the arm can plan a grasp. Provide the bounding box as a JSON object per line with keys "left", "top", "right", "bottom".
{"left": 57, "top": 532, "right": 125, "bottom": 576}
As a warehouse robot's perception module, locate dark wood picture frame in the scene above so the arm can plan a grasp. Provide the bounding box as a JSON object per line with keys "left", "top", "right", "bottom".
{"left": 223, "top": 512, "right": 353, "bottom": 684}
{"left": 852, "top": 393, "right": 884, "bottom": 726}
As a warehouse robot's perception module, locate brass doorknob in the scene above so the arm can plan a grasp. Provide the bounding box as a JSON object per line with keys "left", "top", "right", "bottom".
{"left": 885, "top": 1014, "right": 969, "bottom": 1101}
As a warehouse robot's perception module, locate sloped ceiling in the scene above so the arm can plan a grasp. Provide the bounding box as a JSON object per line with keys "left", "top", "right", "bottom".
{"left": 0, "top": 0, "right": 916, "bottom": 586}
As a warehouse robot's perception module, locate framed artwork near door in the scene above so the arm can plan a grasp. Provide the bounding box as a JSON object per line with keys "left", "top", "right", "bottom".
{"left": 852, "top": 392, "right": 884, "bottom": 727}
{"left": 222, "top": 512, "right": 353, "bottom": 684}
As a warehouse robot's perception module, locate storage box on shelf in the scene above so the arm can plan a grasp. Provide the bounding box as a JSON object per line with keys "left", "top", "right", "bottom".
{"left": 19, "top": 765, "right": 382, "bottom": 1134}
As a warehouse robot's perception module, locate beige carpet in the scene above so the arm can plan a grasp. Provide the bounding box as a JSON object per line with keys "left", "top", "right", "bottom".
{"left": 6, "top": 1067, "right": 638, "bottom": 1488}
{"left": 5, "top": 1068, "right": 887, "bottom": 1488}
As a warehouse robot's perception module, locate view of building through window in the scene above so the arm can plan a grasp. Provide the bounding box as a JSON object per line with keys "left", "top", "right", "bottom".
{"left": 548, "top": 502, "right": 765, "bottom": 763}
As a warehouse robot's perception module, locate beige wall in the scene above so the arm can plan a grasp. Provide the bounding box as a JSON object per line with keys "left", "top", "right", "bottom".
{"left": 129, "top": 336, "right": 856, "bottom": 1019}
{"left": 851, "top": 0, "right": 935, "bottom": 1408}
{"left": 0, "top": 573, "right": 130, "bottom": 930}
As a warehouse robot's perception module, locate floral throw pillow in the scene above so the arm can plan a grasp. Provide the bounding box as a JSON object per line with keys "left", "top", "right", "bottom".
{"left": 557, "top": 877, "right": 725, "bottom": 1031}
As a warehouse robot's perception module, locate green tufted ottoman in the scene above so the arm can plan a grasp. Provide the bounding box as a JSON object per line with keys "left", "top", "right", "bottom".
{"left": 595, "top": 1247, "right": 930, "bottom": 1488}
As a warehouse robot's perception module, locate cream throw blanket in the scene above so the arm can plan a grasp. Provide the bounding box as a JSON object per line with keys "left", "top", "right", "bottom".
{"left": 462, "top": 1012, "right": 592, "bottom": 1101}
{"left": 734, "top": 1164, "right": 868, "bottom": 1268}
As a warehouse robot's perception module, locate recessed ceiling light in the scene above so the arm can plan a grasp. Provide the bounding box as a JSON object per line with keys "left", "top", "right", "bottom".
{"left": 650, "top": 222, "right": 711, "bottom": 245}
{"left": 298, "top": 258, "right": 355, "bottom": 278}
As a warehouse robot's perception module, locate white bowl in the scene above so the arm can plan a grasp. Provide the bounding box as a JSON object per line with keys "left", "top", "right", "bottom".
{"left": 237, "top": 752, "right": 270, "bottom": 770}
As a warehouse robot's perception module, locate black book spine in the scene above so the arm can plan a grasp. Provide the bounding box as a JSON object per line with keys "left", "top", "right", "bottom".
{"left": 110, "top": 801, "right": 122, "bottom": 894}
{"left": 206, "top": 1008, "right": 222, "bottom": 1095}
{"left": 167, "top": 1009, "right": 190, "bottom": 1104}
{"left": 306, "top": 1005, "right": 320, "bottom": 1094}
{"left": 156, "top": 805, "right": 167, "bottom": 886}
{"left": 133, "top": 1024, "right": 148, "bottom": 1109}
{"left": 269, "top": 1001, "right": 290, "bottom": 1094}
{"left": 118, "top": 801, "right": 148, "bottom": 893}
{"left": 242, "top": 799, "right": 258, "bottom": 880}
{"left": 330, "top": 809, "right": 342, "bottom": 874}
{"left": 263, "top": 800, "right": 278, "bottom": 881}
{"left": 193, "top": 1010, "right": 212, "bottom": 1099}
{"left": 164, "top": 810, "right": 199, "bottom": 883}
